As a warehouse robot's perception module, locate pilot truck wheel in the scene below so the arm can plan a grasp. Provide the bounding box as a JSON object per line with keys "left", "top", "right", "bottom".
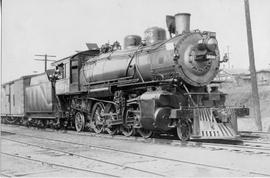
{"left": 176, "top": 120, "right": 191, "bottom": 141}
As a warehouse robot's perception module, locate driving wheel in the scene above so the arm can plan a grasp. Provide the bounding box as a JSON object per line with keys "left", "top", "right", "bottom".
{"left": 104, "top": 103, "right": 118, "bottom": 135}
{"left": 122, "top": 107, "right": 136, "bottom": 137}
{"left": 91, "top": 102, "right": 105, "bottom": 134}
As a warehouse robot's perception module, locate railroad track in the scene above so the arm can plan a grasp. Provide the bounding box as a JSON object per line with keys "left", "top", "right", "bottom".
{"left": 2, "top": 127, "right": 270, "bottom": 177}
{"left": 3, "top": 123, "right": 270, "bottom": 155}
{"left": 1, "top": 152, "right": 119, "bottom": 177}
{"left": 2, "top": 137, "right": 165, "bottom": 177}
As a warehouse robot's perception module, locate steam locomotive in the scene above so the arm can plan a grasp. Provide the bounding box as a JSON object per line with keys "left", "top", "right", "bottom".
{"left": 1, "top": 13, "right": 248, "bottom": 140}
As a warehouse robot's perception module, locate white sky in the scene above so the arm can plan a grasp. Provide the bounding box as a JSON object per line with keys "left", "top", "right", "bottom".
{"left": 1, "top": 0, "right": 270, "bottom": 83}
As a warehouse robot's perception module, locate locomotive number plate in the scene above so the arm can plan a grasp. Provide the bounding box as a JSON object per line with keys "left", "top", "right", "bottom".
{"left": 206, "top": 55, "right": 216, "bottom": 59}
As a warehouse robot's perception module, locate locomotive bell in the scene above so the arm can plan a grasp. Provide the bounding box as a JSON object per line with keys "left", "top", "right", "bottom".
{"left": 175, "top": 13, "right": 191, "bottom": 34}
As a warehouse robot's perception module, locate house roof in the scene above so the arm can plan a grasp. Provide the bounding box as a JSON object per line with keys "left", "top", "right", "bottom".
{"left": 257, "top": 69, "right": 270, "bottom": 73}
{"left": 220, "top": 68, "right": 270, "bottom": 76}
{"left": 221, "top": 68, "right": 250, "bottom": 75}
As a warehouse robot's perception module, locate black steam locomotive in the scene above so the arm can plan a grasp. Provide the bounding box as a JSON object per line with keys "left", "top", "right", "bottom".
{"left": 1, "top": 13, "right": 248, "bottom": 140}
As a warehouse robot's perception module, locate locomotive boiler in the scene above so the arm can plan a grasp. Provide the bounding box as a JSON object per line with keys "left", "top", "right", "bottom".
{"left": 81, "top": 13, "right": 220, "bottom": 87}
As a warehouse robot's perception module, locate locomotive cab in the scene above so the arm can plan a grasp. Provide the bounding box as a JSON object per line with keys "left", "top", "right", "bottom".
{"left": 52, "top": 49, "right": 99, "bottom": 95}
{"left": 53, "top": 57, "right": 71, "bottom": 95}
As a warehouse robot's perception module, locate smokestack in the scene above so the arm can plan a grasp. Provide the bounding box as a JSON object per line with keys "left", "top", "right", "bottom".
{"left": 175, "top": 13, "right": 191, "bottom": 34}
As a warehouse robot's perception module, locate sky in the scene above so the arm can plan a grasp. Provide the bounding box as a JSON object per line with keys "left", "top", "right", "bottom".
{"left": 1, "top": 0, "right": 270, "bottom": 83}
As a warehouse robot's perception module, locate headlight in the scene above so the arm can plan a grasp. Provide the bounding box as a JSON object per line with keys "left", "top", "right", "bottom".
{"left": 206, "top": 38, "right": 218, "bottom": 52}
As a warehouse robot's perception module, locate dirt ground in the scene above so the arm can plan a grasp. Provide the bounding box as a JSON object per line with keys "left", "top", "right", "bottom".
{"left": 220, "top": 84, "right": 270, "bottom": 132}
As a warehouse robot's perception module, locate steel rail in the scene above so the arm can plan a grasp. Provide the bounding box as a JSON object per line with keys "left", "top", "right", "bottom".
{"left": 187, "top": 140, "right": 270, "bottom": 153}
{"left": 2, "top": 130, "right": 270, "bottom": 177}
{"left": 2, "top": 137, "right": 165, "bottom": 177}
{"left": 239, "top": 131, "right": 270, "bottom": 136}
{"left": 0, "top": 152, "right": 118, "bottom": 177}
{"left": 0, "top": 173, "right": 12, "bottom": 178}
{"left": 242, "top": 140, "right": 270, "bottom": 145}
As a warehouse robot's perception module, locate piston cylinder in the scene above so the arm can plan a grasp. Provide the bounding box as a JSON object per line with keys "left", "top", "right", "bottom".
{"left": 175, "top": 13, "right": 191, "bottom": 34}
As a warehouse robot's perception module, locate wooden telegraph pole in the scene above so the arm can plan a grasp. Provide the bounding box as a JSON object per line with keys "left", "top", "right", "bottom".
{"left": 34, "top": 54, "right": 56, "bottom": 72}
{"left": 244, "top": 0, "right": 262, "bottom": 131}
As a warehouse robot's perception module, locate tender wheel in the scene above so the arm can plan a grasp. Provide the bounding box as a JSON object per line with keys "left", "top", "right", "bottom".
{"left": 137, "top": 128, "right": 153, "bottom": 139}
{"left": 91, "top": 102, "right": 105, "bottom": 134}
{"left": 37, "top": 120, "right": 47, "bottom": 129}
{"left": 104, "top": 103, "right": 118, "bottom": 135}
{"left": 5, "top": 116, "right": 18, "bottom": 124}
{"left": 75, "top": 112, "right": 85, "bottom": 132}
{"left": 176, "top": 120, "right": 191, "bottom": 141}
